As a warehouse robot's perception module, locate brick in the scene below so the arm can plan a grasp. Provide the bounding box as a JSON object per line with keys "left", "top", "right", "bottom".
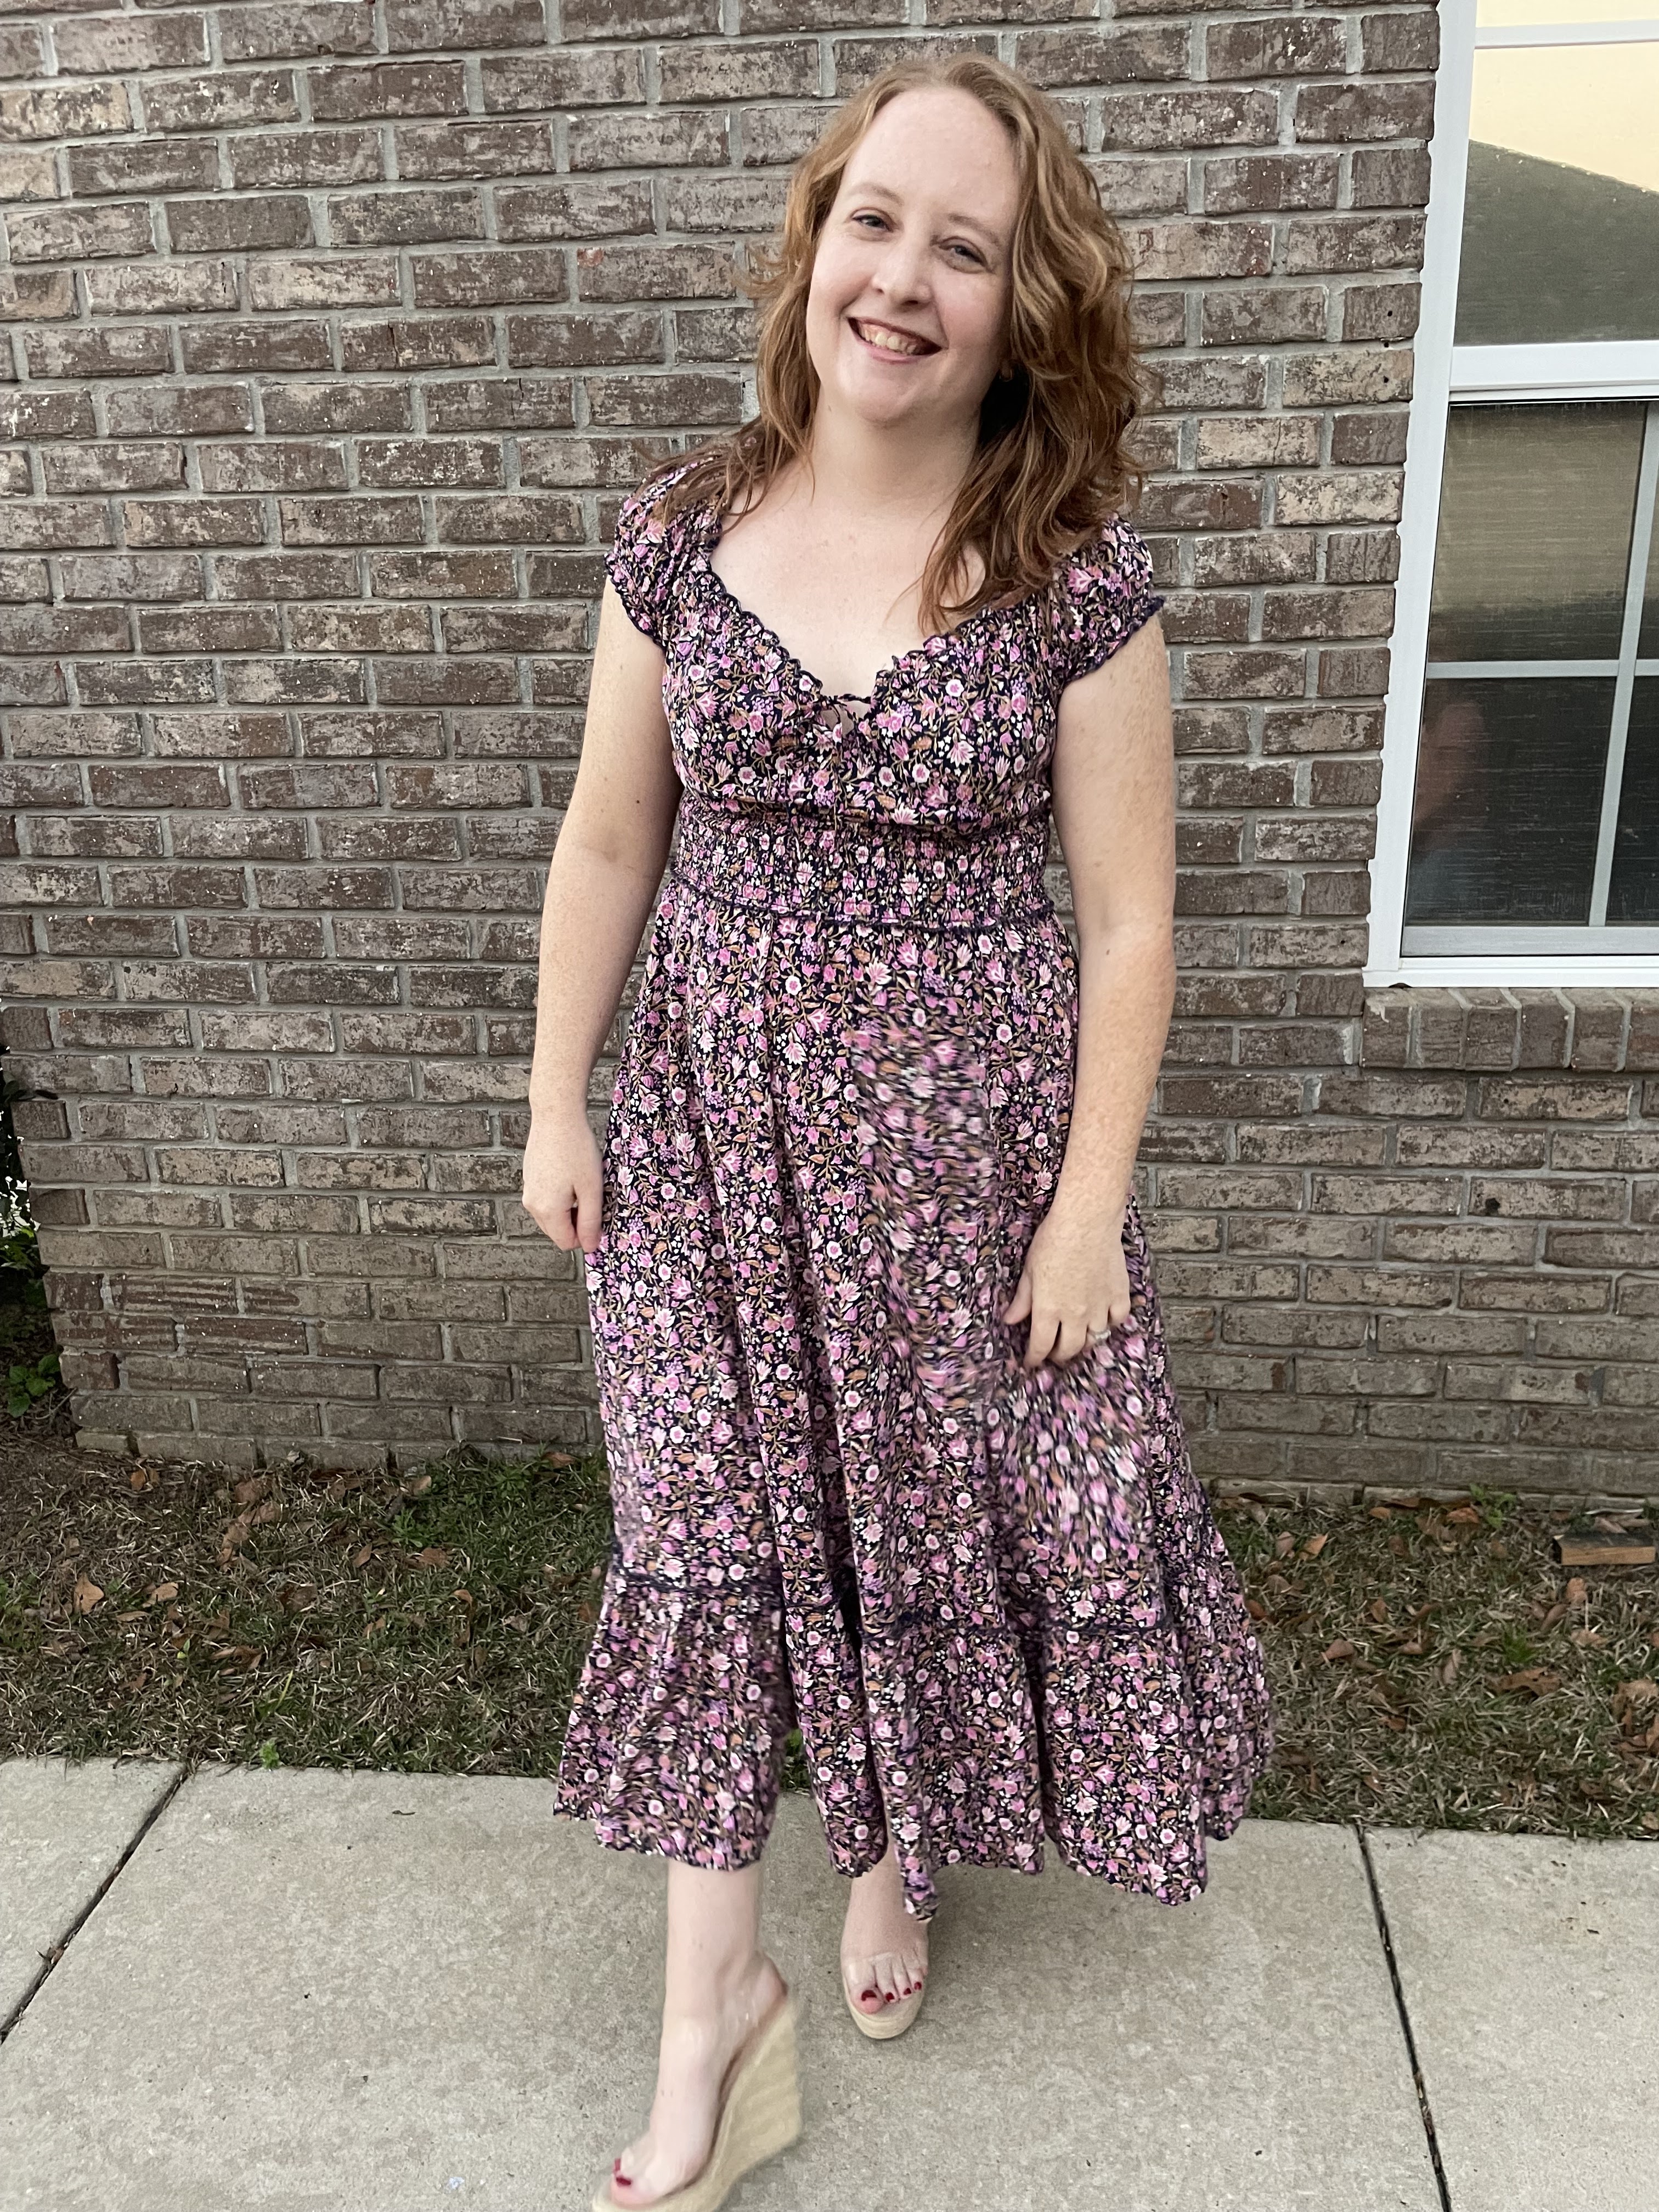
{"left": 1102, "top": 89, "right": 1277, "bottom": 150}
{"left": 1014, "top": 23, "right": 1188, "bottom": 86}
{"left": 393, "top": 122, "right": 555, "bottom": 179}
{"left": 54, "top": 13, "right": 208, "bottom": 74}
{"left": 411, "top": 248, "right": 569, "bottom": 307}
{"left": 479, "top": 50, "right": 642, "bottom": 110}
{"left": 385, "top": 0, "right": 545, "bottom": 47}
{"left": 84, "top": 262, "right": 238, "bottom": 316}
{"left": 329, "top": 189, "right": 484, "bottom": 247}
{"left": 229, "top": 129, "right": 383, "bottom": 189}
{"left": 166, "top": 195, "right": 312, "bottom": 254}
{"left": 65, "top": 139, "right": 220, "bottom": 198}
{"left": 0, "top": 82, "right": 131, "bottom": 142}
{"left": 144, "top": 71, "right": 300, "bottom": 133}
{"left": 568, "top": 111, "right": 726, "bottom": 169}
{"left": 1210, "top": 17, "right": 1347, "bottom": 78}
{"left": 658, "top": 38, "right": 818, "bottom": 101}
{"left": 105, "top": 386, "right": 255, "bottom": 438}
{"left": 1202, "top": 154, "right": 1339, "bottom": 215}
{"left": 308, "top": 61, "right": 468, "bottom": 121}
{"left": 1201, "top": 287, "right": 1328, "bottom": 347}
{"left": 6, "top": 204, "right": 154, "bottom": 264}
{"left": 494, "top": 180, "right": 654, "bottom": 242}
{"left": 1294, "top": 82, "right": 1436, "bottom": 144}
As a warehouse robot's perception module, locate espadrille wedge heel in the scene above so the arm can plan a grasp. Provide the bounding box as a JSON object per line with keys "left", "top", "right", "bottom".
{"left": 592, "top": 1988, "right": 802, "bottom": 2212}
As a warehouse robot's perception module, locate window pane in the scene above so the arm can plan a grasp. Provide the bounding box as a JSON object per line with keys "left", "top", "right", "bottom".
{"left": 1608, "top": 679, "right": 1659, "bottom": 920}
{"left": 1427, "top": 404, "right": 1643, "bottom": 662}
{"left": 1642, "top": 503, "right": 1659, "bottom": 659}
{"left": 1477, "top": 0, "right": 1659, "bottom": 22}
{"left": 1455, "top": 43, "right": 1659, "bottom": 343}
{"left": 1406, "top": 678, "right": 1615, "bottom": 923}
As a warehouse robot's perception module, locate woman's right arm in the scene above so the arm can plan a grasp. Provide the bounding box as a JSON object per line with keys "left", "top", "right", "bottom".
{"left": 520, "top": 577, "right": 682, "bottom": 1257}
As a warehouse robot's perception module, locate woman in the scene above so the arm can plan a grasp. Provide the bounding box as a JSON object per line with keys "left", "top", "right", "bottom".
{"left": 522, "top": 53, "right": 1272, "bottom": 2212}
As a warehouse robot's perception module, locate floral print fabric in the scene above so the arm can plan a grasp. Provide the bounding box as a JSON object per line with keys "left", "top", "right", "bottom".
{"left": 552, "top": 462, "right": 1273, "bottom": 1918}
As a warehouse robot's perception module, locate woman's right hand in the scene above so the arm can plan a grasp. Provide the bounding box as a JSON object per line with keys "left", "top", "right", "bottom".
{"left": 522, "top": 1108, "right": 605, "bottom": 1256}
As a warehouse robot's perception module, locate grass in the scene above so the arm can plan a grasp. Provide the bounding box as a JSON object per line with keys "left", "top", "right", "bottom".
{"left": 0, "top": 1441, "right": 612, "bottom": 1775}
{"left": 1215, "top": 1489, "right": 1659, "bottom": 1841}
{"left": 1, "top": 1431, "right": 1655, "bottom": 1841}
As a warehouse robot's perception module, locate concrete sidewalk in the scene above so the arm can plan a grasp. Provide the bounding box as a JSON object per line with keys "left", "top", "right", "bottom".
{"left": 0, "top": 1760, "right": 1653, "bottom": 2212}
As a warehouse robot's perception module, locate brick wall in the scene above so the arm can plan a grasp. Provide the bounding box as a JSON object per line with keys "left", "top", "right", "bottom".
{"left": 3, "top": 0, "right": 1651, "bottom": 1501}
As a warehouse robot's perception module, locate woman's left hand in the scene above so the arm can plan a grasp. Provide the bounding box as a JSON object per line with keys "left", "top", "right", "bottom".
{"left": 1001, "top": 1199, "right": 1132, "bottom": 1372}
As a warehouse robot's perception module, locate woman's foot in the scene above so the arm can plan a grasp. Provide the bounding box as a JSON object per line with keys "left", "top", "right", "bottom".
{"left": 840, "top": 1839, "right": 928, "bottom": 2020}
{"left": 605, "top": 1949, "right": 787, "bottom": 2208}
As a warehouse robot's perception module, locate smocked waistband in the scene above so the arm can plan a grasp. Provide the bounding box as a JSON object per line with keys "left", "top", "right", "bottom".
{"left": 669, "top": 791, "right": 1054, "bottom": 933}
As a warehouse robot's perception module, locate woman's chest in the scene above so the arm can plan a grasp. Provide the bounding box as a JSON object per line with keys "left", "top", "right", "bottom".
{"left": 660, "top": 572, "right": 1063, "bottom": 824}
{"left": 705, "top": 538, "right": 957, "bottom": 704}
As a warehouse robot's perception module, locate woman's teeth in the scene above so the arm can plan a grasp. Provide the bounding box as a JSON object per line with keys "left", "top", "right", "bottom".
{"left": 854, "top": 320, "right": 932, "bottom": 356}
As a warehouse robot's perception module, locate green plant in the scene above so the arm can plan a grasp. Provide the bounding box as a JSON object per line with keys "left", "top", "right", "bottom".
{"left": 7, "top": 1350, "right": 60, "bottom": 1419}
{"left": 1, "top": 1198, "right": 41, "bottom": 1282}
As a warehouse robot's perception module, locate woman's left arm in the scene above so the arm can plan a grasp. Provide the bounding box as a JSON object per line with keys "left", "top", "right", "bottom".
{"left": 1002, "top": 614, "right": 1176, "bottom": 1369}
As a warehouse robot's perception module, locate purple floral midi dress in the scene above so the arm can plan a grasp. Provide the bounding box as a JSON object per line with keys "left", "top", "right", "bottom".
{"left": 553, "top": 460, "right": 1273, "bottom": 1920}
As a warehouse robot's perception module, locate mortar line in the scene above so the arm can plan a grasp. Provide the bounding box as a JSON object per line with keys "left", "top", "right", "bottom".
{"left": 1356, "top": 1822, "right": 1455, "bottom": 2212}
{"left": 0, "top": 1763, "right": 190, "bottom": 2047}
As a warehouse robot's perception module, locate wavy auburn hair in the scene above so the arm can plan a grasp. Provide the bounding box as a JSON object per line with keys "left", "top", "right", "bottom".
{"left": 637, "top": 54, "right": 1150, "bottom": 636}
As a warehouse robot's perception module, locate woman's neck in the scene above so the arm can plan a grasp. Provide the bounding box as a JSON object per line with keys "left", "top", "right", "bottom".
{"left": 798, "top": 398, "right": 979, "bottom": 532}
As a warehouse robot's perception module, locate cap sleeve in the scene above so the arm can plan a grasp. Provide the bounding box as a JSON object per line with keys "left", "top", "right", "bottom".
{"left": 604, "top": 462, "right": 698, "bottom": 648}
{"left": 1051, "top": 517, "right": 1164, "bottom": 689}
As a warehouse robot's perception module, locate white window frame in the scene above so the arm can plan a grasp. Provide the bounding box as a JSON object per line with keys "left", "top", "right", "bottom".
{"left": 1366, "top": 0, "right": 1659, "bottom": 987}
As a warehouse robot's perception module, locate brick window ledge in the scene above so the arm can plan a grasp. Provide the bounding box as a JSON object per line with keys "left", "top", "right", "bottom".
{"left": 1362, "top": 986, "right": 1659, "bottom": 1071}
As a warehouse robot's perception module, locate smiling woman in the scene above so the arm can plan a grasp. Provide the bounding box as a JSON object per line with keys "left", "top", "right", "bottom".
{"left": 519, "top": 54, "right": 1271, "bottom": 2212}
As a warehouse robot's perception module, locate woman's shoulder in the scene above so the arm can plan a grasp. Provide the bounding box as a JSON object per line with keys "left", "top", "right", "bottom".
{"left": 604, "top": 457, "right": 713, "bottom": 647}
{"left": 1046, "top": 512, "right": 1163, "bottom": 686}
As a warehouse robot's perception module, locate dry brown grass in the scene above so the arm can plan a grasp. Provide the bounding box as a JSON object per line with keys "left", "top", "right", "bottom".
{"left": 3, "top": 1427, "right": 1655, "bottom": 1841}
{"left": 1218, "top": 1491, "right": 1659, "bottom": 1840}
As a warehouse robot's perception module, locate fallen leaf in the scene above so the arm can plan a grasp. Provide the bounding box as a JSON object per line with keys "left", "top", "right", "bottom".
{"left": 1368, "top": 1504, "right": 1393, "bottom": 1520}
{"left": 72, "top": 1575, "right": 104, "bottom": 1615}
{"left": 145, "top": 1582, "right": 178, "bottom": 1606}
{"left": 405, "top": 1474, "right": 433, "bottom": 1496}
{"left": 1541, "top": 1601, "right": 1568, "bottom": 1629}
{"left": 1245, "top": 1597, "right": 1269, "bottom": 1622}
{"left": 1489, "top": 1668, "right": 1562, "bottom": 1698}
{"left": 1322, "top": 1638, "right": 1357, "bottom": 1663}
{"left": 116, "top": 1609, "right": 146, "bottom": 1624}
{"left": 1368, "top": 1597, "right": 1389, "bottom": 1623}
{"left": 1571, "top": 1627, "right": 1607, "bottom": 1649}
{"left": 410, "top": 1547, "right": 450, "bottom": 1568}
{"left": 128, "top": 1465, "right": 156, "bottom": 1492}
{"left": 234, "top": 1474, "right": 272, "bottom": 1508}
{"left": 1565, "top": 1577, "right": 1588, "bottom": 1605}
{"left": 1439, "top": 1649, "right": 1462, "bottom": 1685}
{"left": 1302, "top": 1532, "right": 1329, "bottom": 1559}
{"left": 1274, "top": 1531, "right": 1295, "bottom": 1558}
{"left": 352, "top": 1543, "right": 375, "bottom": 1568}
{"left": 1447, "top": 1504, "right": 1482, "bottom": 1526}
{"left": 1613, "top": 1679, "right": 1658, "bottom": 1722}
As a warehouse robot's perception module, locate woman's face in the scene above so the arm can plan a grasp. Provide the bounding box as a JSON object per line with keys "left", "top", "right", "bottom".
{"left": 804, "top": 87, "right": 1021, "bottom": 441}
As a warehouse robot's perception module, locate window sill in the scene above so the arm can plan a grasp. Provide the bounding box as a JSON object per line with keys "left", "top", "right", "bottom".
{"left": 1361, "top": 984, "right": 1659, "bottom": 1070}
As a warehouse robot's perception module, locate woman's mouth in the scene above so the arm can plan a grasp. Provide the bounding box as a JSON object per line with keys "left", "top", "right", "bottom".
{"left": 849, "top": 317, "right": 939, "bottom": 360}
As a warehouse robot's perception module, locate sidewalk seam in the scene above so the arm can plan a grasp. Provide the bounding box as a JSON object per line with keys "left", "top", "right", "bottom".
{"left": 1356, "top": 1821, "right": 1455, "bottom": 2212}
{"left": 0, "top": 1762, "right": 190, "bottom": 2047}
